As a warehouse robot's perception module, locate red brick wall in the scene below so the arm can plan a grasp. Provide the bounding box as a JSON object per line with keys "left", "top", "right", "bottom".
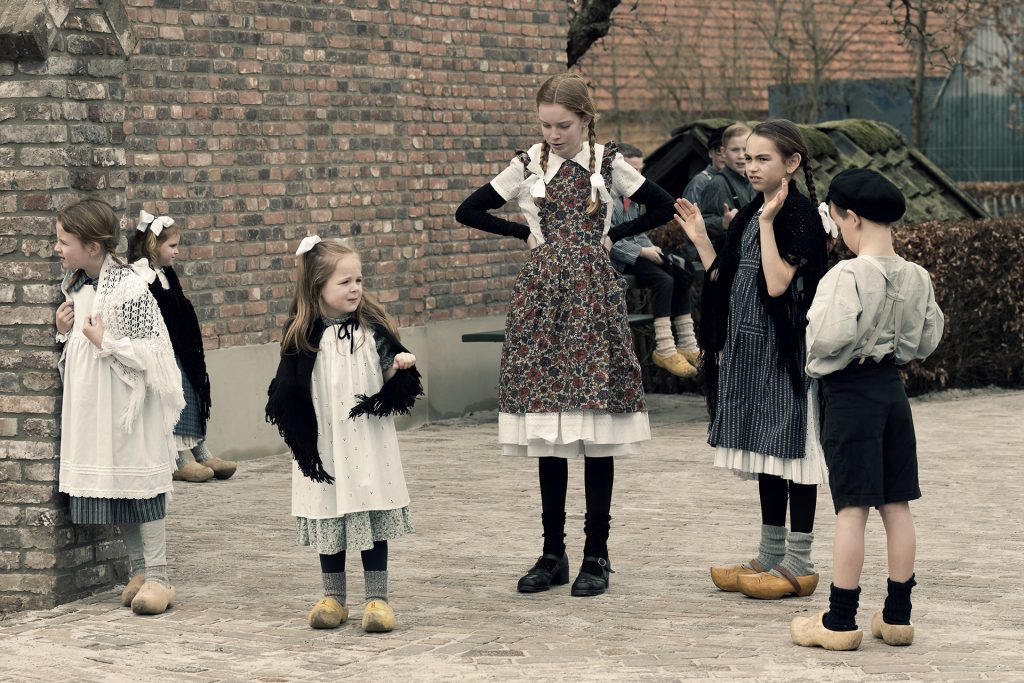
{"left": 122, "top": 0, "right": 565, "bottom": 348}
{"left": 1, "top": 0, "right": 565, "bottom": 613}
{"left": 0, "top": 1, "right": 131, "bottom": 612}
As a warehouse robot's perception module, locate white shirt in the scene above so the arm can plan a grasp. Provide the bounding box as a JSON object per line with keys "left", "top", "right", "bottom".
{"left": 487, "top": 142, "right": 646, "bottom": 244}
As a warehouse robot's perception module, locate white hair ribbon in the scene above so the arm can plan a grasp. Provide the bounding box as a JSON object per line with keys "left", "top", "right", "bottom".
{"left": 135, "top": 209, "right": 155, "bottom": 233}
{"left": 818, "top": 202, "right": 839, "bottom": 239}
{"left": 530, "top": 175, "right": 547, "bottom": 199}
{"left": 296, "top": 234, "right": 322, "bottom": 256}
{"left": 590, "top": 173, "right": 613, "bottom": 205}
{"left": 135, "top": 210, "right": 174, "bottom": 237}
{"left": 129, "top": 258, "right": 157, "bottom": 285}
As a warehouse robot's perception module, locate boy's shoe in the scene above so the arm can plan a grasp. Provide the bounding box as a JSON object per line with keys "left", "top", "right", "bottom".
{"left": 710, "top": 559, "right": 767, "bottom": 592}
{"left": 791, "top": 611, "right": 863, "bottom": 650}
{"left": 677, "top": 348, "right": 701, "bottom": 367}
{"left": 172, "top": 461, "right": 214, "bottom": 482}
{"left": 308, "top": 597, "right": 348, "bottom": 629}
{"left": 199, "top": 457, "right": 237, "bottom": 480}
{"left": 652, "top": 350, "right": 697, "bottom": 378}
{"left": 361, "top": 599, "right": 395, "bottom": 633}
{"left": 737, "top": 565, "right": 819, "bottom": 599}
{"left": 517, "top": 552, "right": 570, "bottom": 593}
{"left": 870, "top": 609, "right": 915, "bottom": 646}
{"left": 570, "top": 557, "right": 613, "bottom": 597}
{"left": 130, "top": 581, "right": 175, "bottom": 615}
{"left": 120, "top": 574, "right": 146, "bottom": 606}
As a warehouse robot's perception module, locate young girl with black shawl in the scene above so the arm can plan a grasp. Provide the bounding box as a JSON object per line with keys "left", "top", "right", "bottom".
{"left": 128, "top": 211, "right": 236, "bottom": 483}
{"left": 674, "top": 120, "right": 830, "bottom": 601}
{"left": 265, "top": 236, "right": 423, "bottom": 633}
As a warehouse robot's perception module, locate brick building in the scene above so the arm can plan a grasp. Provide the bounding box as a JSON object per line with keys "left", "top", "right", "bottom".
{"left": 1, "top": 0, "right": 563, "bottom": 612}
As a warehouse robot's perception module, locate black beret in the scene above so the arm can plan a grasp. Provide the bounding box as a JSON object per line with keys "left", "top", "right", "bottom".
{"left": 825, "top": 168, "right": 906, "bottom": 223}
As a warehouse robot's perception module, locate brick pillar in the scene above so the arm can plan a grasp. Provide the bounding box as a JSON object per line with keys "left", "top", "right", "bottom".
{"left": 0, "top": 0, "right": 134, "bottom": 613}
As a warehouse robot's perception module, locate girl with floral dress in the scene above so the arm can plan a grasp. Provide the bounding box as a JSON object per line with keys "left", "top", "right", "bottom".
{"left": 266, "top": 237, "right": 422, "bottom": 632}
{"left": 456, "top": 73, "right": 675, "bottom": 597}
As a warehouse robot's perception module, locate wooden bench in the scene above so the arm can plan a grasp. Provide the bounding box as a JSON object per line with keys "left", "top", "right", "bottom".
{"left": 461, "top": 275, "right": 653, "bottom": 343}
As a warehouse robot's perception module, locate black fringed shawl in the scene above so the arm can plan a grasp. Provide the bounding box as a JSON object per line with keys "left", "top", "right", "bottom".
{"left": 149, "top": 266, "right": 212, "bottom": 430}
{"left": 698, "top": 180, "right": 828, "bottom": 420}
{"left": 265, "top": 317, "right": 424, "bottom": 484}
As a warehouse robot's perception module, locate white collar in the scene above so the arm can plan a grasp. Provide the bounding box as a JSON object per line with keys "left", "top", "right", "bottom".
{"left": 526, "top": 142, "right": 605, "bottom": 182}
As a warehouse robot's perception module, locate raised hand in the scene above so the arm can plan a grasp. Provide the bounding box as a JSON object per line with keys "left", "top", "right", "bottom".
{"left": 761, "top": 178, "right": 789, "bottom": 224}
{"left": 673, "top": 198, "right": 709, "bottom": 246}
{"left": 55, "top": 301, "right": 74, "bottom": 335}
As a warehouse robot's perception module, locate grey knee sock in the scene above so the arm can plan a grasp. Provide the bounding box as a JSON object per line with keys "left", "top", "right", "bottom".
{"left": 364, "top": 571, "right": 388, "bottom": 602}
{"left": 191, "top": 441, "right": 212, "bottom": 463}
{"left": 745, "top": 524, "right": 786, "bottom": 570}
{"left": 775, "top": 531, "right": 815, "bottom": 577}
{"left": 323, "top": 572, "right": 346, "bottom": 604}
{"left": 120, "top": 524, "right": 146, "bottom": 577}
{"left": 140, "top": 518, "right": 170, "bottom": 586}
{"left": 175, "top": 451, "right": 188, "bottom": 470}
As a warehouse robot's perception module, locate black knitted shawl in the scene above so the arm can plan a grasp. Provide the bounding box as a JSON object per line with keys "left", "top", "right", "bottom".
{"left": 698, "top": 180, "right": 828, "bottom": 419}
{"left": 265, "top": 317, "right": 424, "bottom": 484}
{"left": 149, "top": 266, "right": 212, "bottom": 431}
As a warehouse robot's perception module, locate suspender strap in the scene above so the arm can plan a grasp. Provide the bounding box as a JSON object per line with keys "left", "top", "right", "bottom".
{"left": 858, "top": 259, "right": 905, "bottom": 364}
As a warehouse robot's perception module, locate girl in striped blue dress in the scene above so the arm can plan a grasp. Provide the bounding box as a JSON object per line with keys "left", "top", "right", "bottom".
{"left": 674, "top": 120, "right": 829, "bottom": 601}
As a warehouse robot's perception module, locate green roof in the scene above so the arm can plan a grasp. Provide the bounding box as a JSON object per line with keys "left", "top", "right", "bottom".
{"left": 644, "top": 119, "right": 987, "bottom": 222}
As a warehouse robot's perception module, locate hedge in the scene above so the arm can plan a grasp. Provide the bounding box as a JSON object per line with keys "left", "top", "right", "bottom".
{"left": 644, "top": 217, "right": 1024, "bottom": 396}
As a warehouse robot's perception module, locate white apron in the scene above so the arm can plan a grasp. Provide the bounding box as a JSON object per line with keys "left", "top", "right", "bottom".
{"left": 290, "top": 325, "right": 410, "bottom": 518}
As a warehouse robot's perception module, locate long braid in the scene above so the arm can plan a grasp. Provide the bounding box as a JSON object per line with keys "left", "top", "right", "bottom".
{"left": 537, "top": 141, "right": 550, "bottom": 204}
{"left": 586, "top": 119, "right": 599, "bottom": 215}
{"left": 802, "top": 162, "right": 818, "bottom": 205}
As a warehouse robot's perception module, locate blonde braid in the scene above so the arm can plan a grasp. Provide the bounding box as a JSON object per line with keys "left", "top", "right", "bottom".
{"left": 537, "top": 141, "right": 551, "bottom": 204}
{"left": 586, "top": 119, "right": 599, "bottom": 215}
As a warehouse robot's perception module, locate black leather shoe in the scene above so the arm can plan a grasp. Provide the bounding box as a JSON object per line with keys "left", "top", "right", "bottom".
{"left": 517, "top": 552, "right": 570, "bottom": 593}
{"left": 571, "top": 556, "right": 613, "bottom": 597}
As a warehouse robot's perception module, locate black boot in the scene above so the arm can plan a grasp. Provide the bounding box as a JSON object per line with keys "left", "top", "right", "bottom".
{"left": 571, "top": 556, "right": 613, "bottom": 597}
{"left": 517, "top": 552, "right": 570, "bottom": 593}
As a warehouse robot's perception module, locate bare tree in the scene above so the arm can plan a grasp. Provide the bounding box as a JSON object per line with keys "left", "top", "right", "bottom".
{"left": 754, "top": 0, "right": 880, "bottom": 123}
{"left": 885, "top": 0, "right": 990, "bottom": 146}
{"left": 968, "top": 4, "right": 1024, "bottom": 132}
{"left": 568, "top": 0, "right": 635, "bottom": 68}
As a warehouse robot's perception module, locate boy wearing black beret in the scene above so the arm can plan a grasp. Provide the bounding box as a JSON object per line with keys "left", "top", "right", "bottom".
{"left": 790, "top": 168, "right": 944, "bottom": 650}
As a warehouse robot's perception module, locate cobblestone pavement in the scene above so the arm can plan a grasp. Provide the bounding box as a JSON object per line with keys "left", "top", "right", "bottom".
{"left": 0, "top": 390, "right": 1022, "bottom": 682}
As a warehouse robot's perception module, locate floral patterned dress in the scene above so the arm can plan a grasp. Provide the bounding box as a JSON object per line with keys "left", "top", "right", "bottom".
{"left": 494, "top": 143, "right": 651, "bottom": 458}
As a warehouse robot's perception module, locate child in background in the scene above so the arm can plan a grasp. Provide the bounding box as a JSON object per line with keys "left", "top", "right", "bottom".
{"left": 128, "top": 210, "right": 237, "bottom": 483}
{"left": 791, "top": 169, "right": 943, "bottom": 650}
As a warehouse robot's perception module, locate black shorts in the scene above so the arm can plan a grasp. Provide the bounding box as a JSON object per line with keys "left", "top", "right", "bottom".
{"left": 821, "top": 358, "right": 921, "bottom": 513}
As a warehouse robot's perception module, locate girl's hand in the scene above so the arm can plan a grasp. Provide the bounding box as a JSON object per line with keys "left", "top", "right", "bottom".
{"left": 673, "top": 198, "right": 709, "bottom": 245}
{"left": 526, "top": 234, "right": 538, "bottom": 250}
{"left": 760, "top": 178, "right": 789, "bottom": 224}
{"left": 391, "top": 352, "right": 416, "bottom": 370}
{"left": 82, "top": 313, "right": 104, "bottom": 349}
{"left": 601, "top": 236, "right": 612, "bottom": 253}
{"left": 55, "top": 301, "right": 74, "bottom": 334}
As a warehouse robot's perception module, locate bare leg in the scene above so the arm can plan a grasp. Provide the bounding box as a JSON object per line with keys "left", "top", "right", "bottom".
{"left": 832, "top": 506, "right": 869, "bottom": 589}
{"left": 878, "top": 502, "right": 916, "bottom": 582}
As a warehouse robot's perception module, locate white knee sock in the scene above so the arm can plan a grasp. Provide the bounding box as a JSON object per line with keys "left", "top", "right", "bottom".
{"left": 653, "top": 317, "right": 675, "bottom": 356}
{"left": 120, "top": 524, "right": 146, "bottom": 577}
{"left": 140, "top": 518, "right": 170, "bottom": 586}
{"left": 673, "top": 314, "right": 698, "bottom": 353}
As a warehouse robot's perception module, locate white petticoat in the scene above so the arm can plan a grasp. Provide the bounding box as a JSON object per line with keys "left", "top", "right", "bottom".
{"left": 498, "top": 410, "right": 651, "bottom": 458}
{"left": 712, "top": 385, "right": 828, "bottom": 485}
